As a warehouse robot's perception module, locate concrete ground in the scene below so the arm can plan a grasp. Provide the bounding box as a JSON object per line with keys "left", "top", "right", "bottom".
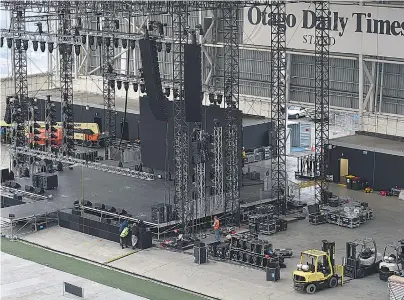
{"left": 17, "top": 184, "right": 404, "bottom": 300}
{"left": 0, "top": 252, "right": 148, "bottom": 300}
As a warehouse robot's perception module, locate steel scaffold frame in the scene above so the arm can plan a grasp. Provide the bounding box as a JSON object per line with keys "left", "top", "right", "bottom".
{"left": 193, "top": 125, "right": 207, "bottom": 224}
{"left": 11, "top": 6, "right": 29, "bottom": 171}
{"left": 59, "top": 2, "right": 75, "bottom": 157}
{"left": 172, "top": 1, "right": 190, "bottom": 230}
{"left": 270, "top": 1, "right": 287, "bottom": 215}
{"left": 213, "top": 121, "right": 224, "bottom": 213}
{"left": 102, "top": 3, "right": 117, "bottom": 160}
{"left": 314, "top": 1, "right": 330, "bottom": 205}
{"left": 222, "top": 2, "right": 240, "bottom": 224}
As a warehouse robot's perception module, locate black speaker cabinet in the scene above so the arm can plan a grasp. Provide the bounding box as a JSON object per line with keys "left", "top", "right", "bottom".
{"left": 194, "top": 246, "right": 208, "bottom": 264}
{"left": 137, "top": 228, "right": 152, "bottom": 249}
{"left": 266, "top": 266, "right": 280, "bottom": 282}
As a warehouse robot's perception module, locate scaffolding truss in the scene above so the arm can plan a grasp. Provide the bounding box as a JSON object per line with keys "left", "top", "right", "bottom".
{"left": 314, "top": 1, "right": 330, "bottom": 205}
{"left": 222, "top": 2, "right": 240, "bottom": 223}
{"left": 270, "top": 1, "right": 287, "bottom": 215}
{"left": 193, "top": 126, "right": 207, "bottom": 222}
{"left": 172, "top": 1, "right": 190, "bottom": 229}
{"left": 213, "top": 121, "right": 224, "bottom": 213}
{"left": 59, "top": 2, "right": 75, "bottom": 157}
{"left": 102, "top": 7, "right": 117, "bottom": 160}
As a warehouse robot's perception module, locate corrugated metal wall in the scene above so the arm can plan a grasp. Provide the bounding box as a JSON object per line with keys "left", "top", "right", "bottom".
{"left": 85, "top": 10, "right": 404, "bottom": 117}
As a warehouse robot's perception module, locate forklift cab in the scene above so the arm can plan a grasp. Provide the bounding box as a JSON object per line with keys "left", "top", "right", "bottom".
{"left": 345, "top": 238, "right": 381, "bottom": 279}
{"left": 293, "top": 240, "right": 340, "bottom": 294}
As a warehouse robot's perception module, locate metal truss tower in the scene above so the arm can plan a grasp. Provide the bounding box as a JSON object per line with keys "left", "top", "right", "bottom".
{"left": 213, "top": 120, "right": 224, "bottom": 214}
{"left": 222, "top": 2, "right": 240, "bottom": 223}
{"left": 270, "top": 1, "right": 287, "bottom": 215}
{"left": 172, "top": 1, "right": 190, "bottom": 230}
{"left": 59, "top": 3, "right": 75, "bottom": 157}
{"left": 193, "top": 125, "right": 207, "bottom": 222}
{"left": 314, "top": 1, "right": 330, "bottom": 205}
{"left": 102, "top": 7, "right": 117, "bottom": 160}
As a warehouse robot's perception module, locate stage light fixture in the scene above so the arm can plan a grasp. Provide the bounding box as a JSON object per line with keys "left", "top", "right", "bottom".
{"left": 0, "top": 37, "right": 3, "bottom": 47}
{"left": 165, "top": 42, "right": 171, "bottom": 53}
{"left": 122, "top": 38, "right": 127, "bottom": 49}
{"left": 157, "top": 22, "right": 164, "bottom": 35}
{"left": 130, "top": 39, "right": 136, "bottom": 50}
{"left": 48, "top": 42, "right": 54, "bottom": 53}
{"left": 216, "top": 94, "right": 223, "bottom": 105}
{"left": 77, "top": 17, "right": 82, "bottom": 28}
{"left": 66, "top": 44, "right": 72, "bottom": 55}
{"left": 40, "top": 41, "right": 46, "bottom": 52}
{"left": 133, "top": 82, "right": 138, "bottom": 92}
{"left": 140, "top": 83, "right": 145, "bottom": 93}
{"left": 114, "top": 38, "right": 119, "bottom": 48}
{"left": 105, "top": 37, "right": 111, "bottom": 47}
{"left": 173, "top": 88, "right": 179, "bottom": 98}
{"left": 36, "top": 22, "right": 43, "bottom": 34}
{"left": 7, "top": 38, "right": 12, "bottom": 48}
{"left": 123, "top": 81, "right": 129, "bottom": 91}
{"left": 164, "top": 87, "right": 170, "bottom": 97}
{"left": 117, "top": 80, "right": 122, "bottom": 90}
{"left": 139, "top": 68, "right": 144, "bottom": 78}
{"left": 89, "top": 35, "right": 94, "bottom": 46}
{"left": 190, "top": 30, "right": 197, "bottom": 44}
{"left": 225, "top": 95, "right": 232, "bottom": 106}
{"left": 208, "top": 93, "right": 215, "bottom": 104}
{"left": 107, "top": 64, "right": 113, "bottom": 74}
{"left": 74, "top": 27, "right": 80, "bottom": 36}
{"left": 114, "top": 20, "right": 120, "bottom": 30}
{"left": 109, "top": 80, "right": 115, "bottom": 89}
{"left": 32, "top": 40, "right": 38, "bottom": 51}
{"left": 22, "top": 40, "right": 28, "bottom": 50}
{"left": 15, "top": 39, "right": 21, "bottom": 49}
{"left": 81, "top": 35, "right": 86, "bottom": 44}
{"left": 74, "top": 45, "right": 80, "bottom": 56}
{"left": 97, "top": 36, "right": 102, "bottom": 47}
{"left": 156, "top": 41, "right": 162, "bottom": 52}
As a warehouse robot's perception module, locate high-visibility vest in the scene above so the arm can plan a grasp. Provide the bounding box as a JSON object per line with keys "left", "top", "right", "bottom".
{"left": 214, "top": 219, "right": 220, "bottom": 230}
{"left": 120, "top": 227, "right": 129, "bottom": 238}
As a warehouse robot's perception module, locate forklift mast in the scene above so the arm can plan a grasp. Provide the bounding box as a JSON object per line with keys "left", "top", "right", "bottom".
{"left": 322, "top": 240, "right": 336, "bottom": 270}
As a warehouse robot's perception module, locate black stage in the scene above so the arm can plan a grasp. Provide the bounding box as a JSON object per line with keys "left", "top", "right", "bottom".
{"left": 3, "top": 166, "right": 269, "bottom": 224}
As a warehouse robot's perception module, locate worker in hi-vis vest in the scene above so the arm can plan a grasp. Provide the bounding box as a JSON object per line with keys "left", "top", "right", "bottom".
{"left": 213, "top": 216, "right": 221, "bottom": 242}
{"left": 120, "top": 225, "right": 130, "bottom": 249}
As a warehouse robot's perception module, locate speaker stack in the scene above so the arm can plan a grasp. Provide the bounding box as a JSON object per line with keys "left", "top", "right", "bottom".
{"left": 137, "top": 227, "right": 152, "bottom": 249}
{"left": 32, "top": 172, "right": 58, "bottom": 190}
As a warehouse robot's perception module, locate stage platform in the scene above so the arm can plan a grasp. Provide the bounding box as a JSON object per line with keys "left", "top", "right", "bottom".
{"left": 4, "top": 166, "right": 269, "bottom": 225}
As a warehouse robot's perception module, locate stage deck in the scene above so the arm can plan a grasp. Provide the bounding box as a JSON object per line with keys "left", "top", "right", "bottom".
{"left": 330, "top": 134, "right": 404, "bottom": 157}
{"left": 4, "top": 167, "right": 268, "bottom": 224}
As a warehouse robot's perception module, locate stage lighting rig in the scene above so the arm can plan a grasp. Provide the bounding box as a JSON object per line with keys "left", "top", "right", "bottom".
{"left": 156, "top": 41, "right": 162, "bottom": 52}
{"left": 123, "top": 81, "right": 129, "bottom": 91}
{"left": 164, "top": 87, "right": 171, "bottom": 97}
{"left": 48, "top": 42, "right": 54, "bottom": 53}
{"left": 130, "top": 39, "right": 136, "bottom": 50}
{"left": 35, "top": 22, "right": 43, "bottom": 34}
{"left": 45, "top": 97, "right": 58, "bottom": 154}
{"left": 140, "top": 82, "right": 146, "bottom": 93}
{"left": 15, "top": 39, "right": 21, "bottom": 49}
{"left": 7, "top": 38, "right": 12, "bottom": 48}
{"left": 40, "top": 41, "right": 45, "bottom": 52}
{"left": 209, "top": 93, "right": 216, "bottom": 105}
{"left": 32, "top": 40, "right": 38, "bottom": 51}
{"left": 109, "top": 80, "right": 115, "bottom": 89}
{"left": 117, "top": 80, "right": 122, "bottom": 90}
{"left": 122, "top": 38, "right": 128, "bottom": 49}
{"left": 1, "top": 37, "right": 3, "bottom": 47}
{"left": 97, "top": 36, "right": 102, "bottom": 47}
{"left": 217, "top": 94, "right": 223, "bottom": 105}
{"left": 114, "top": 37, "right": 119, "bottom": 48}
{"left": 133, "top": 82, "right": 139, "bottom": 92}
{"left": 89, "top": 35, "right": 94, "bottom": 47}
{"left": 165, "top": 42, "right": 171, "bottom": 53}
{"left": 30, "top": 99, "right": 41, "bottom": 150}
{"left": 81, "top": 35, "right": 86, "bottom": 45}
{"left": 23, "top": 40, "right": 28, "bottom": 51}
{"left": 173, "top": 88, "right": 179, "bottom": 99}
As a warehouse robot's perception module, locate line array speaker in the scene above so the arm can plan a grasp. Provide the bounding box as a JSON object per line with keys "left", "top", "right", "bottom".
{"left": 139, "top": 39, "right": 167, "bottom": 122}
{"left": 184, "top": 43, "right": 202, "bottom": 122}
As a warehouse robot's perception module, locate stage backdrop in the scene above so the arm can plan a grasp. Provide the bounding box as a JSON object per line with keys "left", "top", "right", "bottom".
{"left": 139, "top": 96, "right": 243, "bottom": 174}
{"left": 243, "top": 3, "right": 404, "bottom": 59}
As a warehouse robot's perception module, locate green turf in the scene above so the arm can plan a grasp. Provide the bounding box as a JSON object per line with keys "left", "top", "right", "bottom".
{"left": 1, "top": 238, "right": 206, "bottom": 300}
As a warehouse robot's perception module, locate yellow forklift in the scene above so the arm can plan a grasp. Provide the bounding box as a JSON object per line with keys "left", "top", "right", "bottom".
{"left": 293, "top": 240, "right": 344, "bottom": 294}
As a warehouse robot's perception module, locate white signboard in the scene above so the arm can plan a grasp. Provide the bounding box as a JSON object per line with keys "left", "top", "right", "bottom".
{"left": 243, "top": 3, "right": 404, "bottom": 59}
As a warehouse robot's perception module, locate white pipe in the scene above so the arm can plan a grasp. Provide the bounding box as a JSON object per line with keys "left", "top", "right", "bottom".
{"left": 358, "top": 54, "right": 364, "bottom": 131}
{"left": 378, "top": 63, "right": 385, "bottom": 114}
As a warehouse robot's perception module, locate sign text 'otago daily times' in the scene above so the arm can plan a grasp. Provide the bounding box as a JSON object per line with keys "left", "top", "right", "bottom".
{"left": 243, "top": 3, "right": 404, "bottom": 59}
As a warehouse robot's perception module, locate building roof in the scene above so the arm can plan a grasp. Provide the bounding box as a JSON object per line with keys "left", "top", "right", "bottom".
{"left": 329, "top": 134, "right": 404, "bottom": 157}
